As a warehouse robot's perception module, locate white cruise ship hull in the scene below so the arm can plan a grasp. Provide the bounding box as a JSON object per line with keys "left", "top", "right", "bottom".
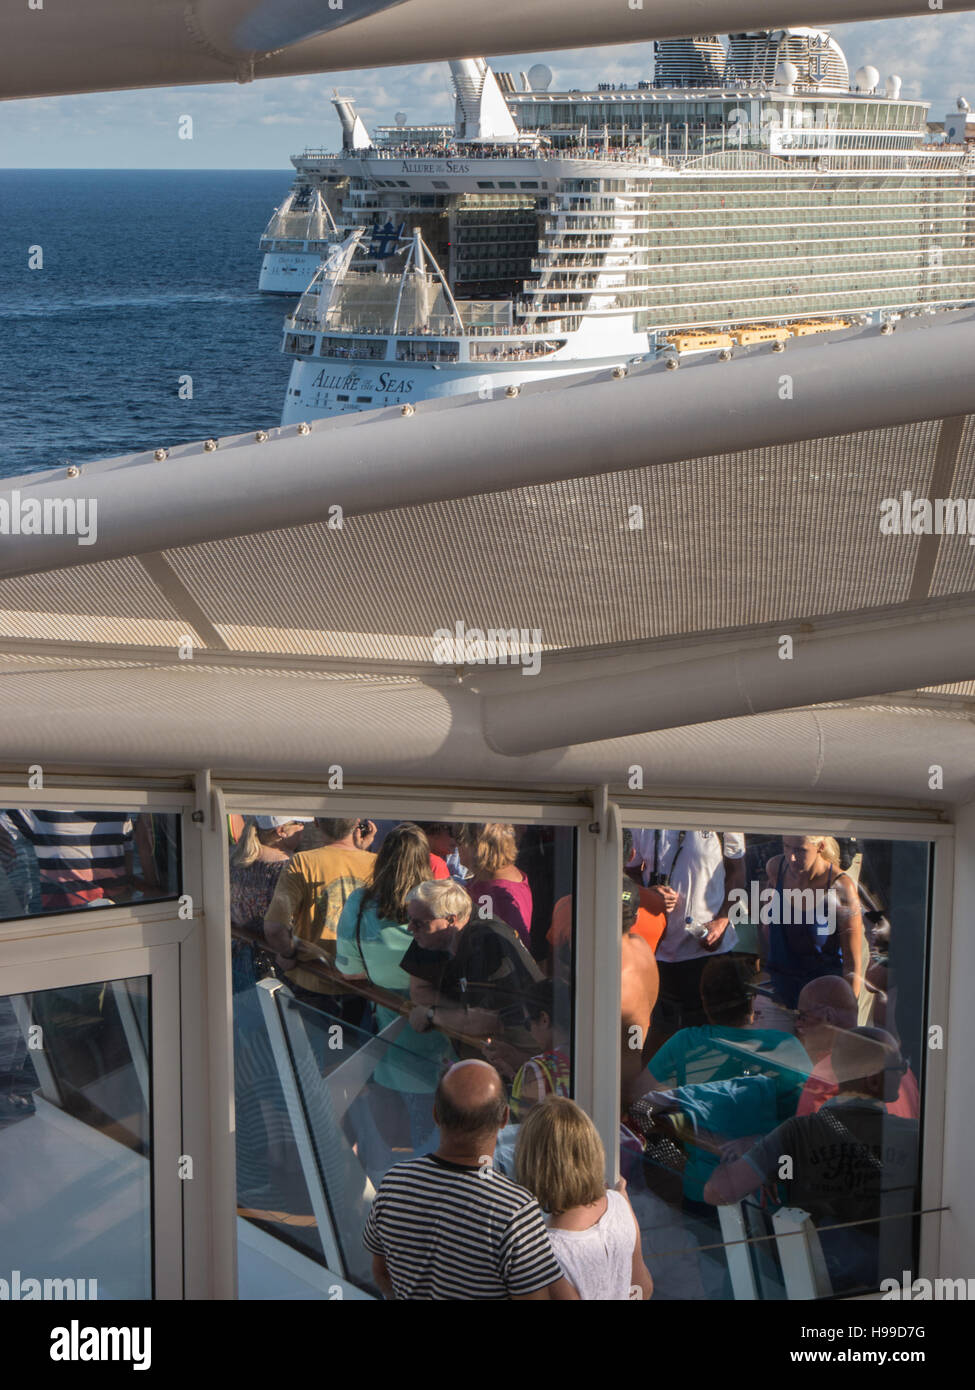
{"left": 259, "top": 249, "right": 329, "bottom": 294}
{"left": 281, "top": 351, "right": 635, "bottom": 422}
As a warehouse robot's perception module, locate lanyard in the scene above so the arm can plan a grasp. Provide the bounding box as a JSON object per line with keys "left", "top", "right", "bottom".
{"left": 655, "top": 829, "right": 687, "bottom": 877}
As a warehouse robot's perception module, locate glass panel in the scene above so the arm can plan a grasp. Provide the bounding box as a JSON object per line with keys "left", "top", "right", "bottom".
{"left": 0, "top": 976, "right": 152, "bottom": 1299}
{"left": 620, "top": 827, "right": 928, "bottom": 1301}
{"left": 0, "top": 809, "right": 181, "bottom": 920}
{"left": 230, "top": 813, "right": 575, "bottom": 1295}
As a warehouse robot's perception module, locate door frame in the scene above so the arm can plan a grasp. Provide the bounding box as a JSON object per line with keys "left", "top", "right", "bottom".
{"left": 0, "top": 935, "right": 183, "bottom": 1299}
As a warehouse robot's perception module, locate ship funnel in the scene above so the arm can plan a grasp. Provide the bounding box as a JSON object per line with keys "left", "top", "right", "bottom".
{"left": 449, "top": 58, "right": 520, "bottom": 142}
{"left": 332, "top": 93, "right": 374, "bottom": 151}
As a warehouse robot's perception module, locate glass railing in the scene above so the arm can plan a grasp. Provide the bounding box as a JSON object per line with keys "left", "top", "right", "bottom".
{"left": 0, "top": 976, "right": 153, "bottom": 1299}
{"left": 233, "top": 935, "right": 457, "bottom": 1296}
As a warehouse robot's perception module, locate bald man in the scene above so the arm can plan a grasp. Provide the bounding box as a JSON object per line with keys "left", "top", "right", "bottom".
{"left": 364, "top": 1061, "right": 576, "bottom": 1300}
{"left": 796, "top": 977, "right": 919, "bottom": 1119}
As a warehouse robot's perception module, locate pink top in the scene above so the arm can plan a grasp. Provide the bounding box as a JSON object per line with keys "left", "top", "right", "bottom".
{"left": 465, "top": 873, "right": 533, "bottom": 947}
{"left": 797, "top": 1056, "right": 920, "bottom": 1119}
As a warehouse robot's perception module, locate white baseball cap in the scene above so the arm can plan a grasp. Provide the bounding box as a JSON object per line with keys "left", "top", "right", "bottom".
{"left": 254, "top": 816, "right": 312, "bottom": 830}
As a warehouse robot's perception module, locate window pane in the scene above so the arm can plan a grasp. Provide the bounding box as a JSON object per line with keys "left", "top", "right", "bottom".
{"left": 0, "top": 976, "right": 153, "bottom": 1299}
{"left": 0, "top": 809, "right": 181, "bottom": 919}
{"left": 621, "top": 827, "right": 927, "bottom": 1301}
{"left": 231, "top": 813, "right": 575, "bottom": 1295}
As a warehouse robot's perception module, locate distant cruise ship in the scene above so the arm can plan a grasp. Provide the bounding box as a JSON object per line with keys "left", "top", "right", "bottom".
{"left": 260, "top": 30, "right": 975, "bottom": 423}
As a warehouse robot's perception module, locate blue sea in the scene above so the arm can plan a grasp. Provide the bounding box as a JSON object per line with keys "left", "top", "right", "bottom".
{"left": 0, "top": 170, "right": 297, "bottom": 480}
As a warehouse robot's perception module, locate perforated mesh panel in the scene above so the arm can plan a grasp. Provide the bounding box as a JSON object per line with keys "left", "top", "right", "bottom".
{"left": 2, "top": 417, "right": 972, "bottom": 669}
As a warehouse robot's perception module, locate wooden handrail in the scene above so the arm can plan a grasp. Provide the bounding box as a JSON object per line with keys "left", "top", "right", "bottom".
{"left": 231, "top": 923, "right": 488, "bottom": 1050}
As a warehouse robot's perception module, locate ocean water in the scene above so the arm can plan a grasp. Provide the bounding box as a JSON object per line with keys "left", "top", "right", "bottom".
{"left": 0, "top": 170, "right": 297, "bottom": 480}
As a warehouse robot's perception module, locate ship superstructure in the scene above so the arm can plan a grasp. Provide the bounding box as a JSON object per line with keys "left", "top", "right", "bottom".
{"left": 258, "top": 184, "right": 340, "bottom": 293}
{"left": 273, "top": 30, "right": 975, "bottom": 421}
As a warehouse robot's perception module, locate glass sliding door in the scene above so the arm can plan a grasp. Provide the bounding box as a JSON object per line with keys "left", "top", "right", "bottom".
{"left": 228, "top": 807, "right": 578, "bottom": 1297}
{"left": 0, "top": 945, "right": 182, "bottom": 1300}
{"left": 619, "top": 822, "right": 933, "bottom": 1302}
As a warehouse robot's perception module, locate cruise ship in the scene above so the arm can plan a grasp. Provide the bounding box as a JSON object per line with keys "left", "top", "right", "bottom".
{"left": 270, "top": 31, "right": 975, "bottom": 421}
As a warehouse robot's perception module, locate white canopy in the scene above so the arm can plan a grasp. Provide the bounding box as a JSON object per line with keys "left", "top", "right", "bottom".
{"left": 0, "top": 0, "right": 959, "bottom": 101}
{"left": 3, "top": 311, "right": 975, "bottom": 801}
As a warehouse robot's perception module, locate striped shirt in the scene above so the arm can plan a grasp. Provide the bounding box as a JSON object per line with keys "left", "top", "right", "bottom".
{"left": 363, "top": 1153, "right": 562, "bottom": 1300}
{"left": 0, "top": 810, "right": 134, "bottom": 911}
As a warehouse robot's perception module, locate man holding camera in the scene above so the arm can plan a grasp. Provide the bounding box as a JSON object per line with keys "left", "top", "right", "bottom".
{"left": 629, "top": 829, "right": 746, "bottom": 1047}
{"left": 264, "top": 815, "right": 377, "bottom": 1026}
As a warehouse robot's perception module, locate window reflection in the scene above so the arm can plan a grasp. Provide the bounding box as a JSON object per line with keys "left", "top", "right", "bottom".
{"left": 0, "top": 977, "right": 153, "bottom": 1299}
{"left": 0, "top": 810, "right": 180, "bottom": 919}
{"left": 621, "top": 828, "right": 927, "bottom": 1300}
{"left": 231, "top": 815, "right": 575, "bottom": 1293}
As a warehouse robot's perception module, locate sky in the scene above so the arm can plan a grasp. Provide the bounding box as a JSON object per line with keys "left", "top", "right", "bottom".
{"left": 3, "top": 13, "right": 975, "bottom": 169}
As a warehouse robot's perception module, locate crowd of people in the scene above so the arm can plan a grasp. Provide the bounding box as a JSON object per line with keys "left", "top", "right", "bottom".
{"left": 226, "top": 815, "right": 920, "bottom": 1301}
{"left": 0, "top": 806, "right": 920, "bottom": 1299}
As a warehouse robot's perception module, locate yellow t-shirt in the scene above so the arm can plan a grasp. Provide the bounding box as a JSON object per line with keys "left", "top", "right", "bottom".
{"left": 264, "top": 844, "right": 375, "bottom": 994}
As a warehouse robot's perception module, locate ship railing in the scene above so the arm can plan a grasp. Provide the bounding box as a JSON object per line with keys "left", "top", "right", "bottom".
{"left": 468, "top": 339, "right": 565, "bottom": 361}
{"left": 303, "top": 318, "right": 572, "bottom": 340}
{"left": 296, "top": 144, "right": 668, "bottom": 165}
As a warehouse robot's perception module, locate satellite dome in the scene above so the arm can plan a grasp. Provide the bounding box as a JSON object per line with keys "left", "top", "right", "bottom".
{"left": 855, "top": 65, "right": 880, "bottom": 92}
{"left": 885, "top": 74, "right": 902, "bottom": 99}
{"left": 395, "top": 111, "right": 407, "bottom": 125}
{"left": 775, "top": 60, "right": 799, "bottom": 89}
{"left": 527, "top": 62, "right": 553, "bottom": 92}
{"left": 958, "top": 95, "right": 971, "bottom": 113}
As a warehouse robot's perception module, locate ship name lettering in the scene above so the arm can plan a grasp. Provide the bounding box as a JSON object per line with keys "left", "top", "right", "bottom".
{"left": 311, "top": 370, "right": 362, "bottom": 390}
{"left": 400, "top": 161, "right": 469, "bottom": 174}
{"left": 377, "top": 372, "right": 415, "bottom": 392}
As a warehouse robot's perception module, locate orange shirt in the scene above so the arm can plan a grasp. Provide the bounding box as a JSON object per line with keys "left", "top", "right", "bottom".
{"left": 547, "top": 889, "right": 667, "bottom": 953}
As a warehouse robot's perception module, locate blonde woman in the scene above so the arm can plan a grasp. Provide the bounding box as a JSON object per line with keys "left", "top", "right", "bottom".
{"left": 763, "top": 834, "right": 864, "bottom": 1012}
{"left": 455, "top": 822, "right": 533, "bottom": 947}
{"left": 515, "top": 1097, "right": 653, "bottom": 1301}
{"left": 230, "top": 816, "right": 308, "bottom": 986}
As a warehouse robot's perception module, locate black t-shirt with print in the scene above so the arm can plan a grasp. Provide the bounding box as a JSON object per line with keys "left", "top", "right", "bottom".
{"left": 746, "top": 1098, "right": 919, "bottom": 1228}
{"left": 402, "top": 916, "right": 541, "bottom": 1034}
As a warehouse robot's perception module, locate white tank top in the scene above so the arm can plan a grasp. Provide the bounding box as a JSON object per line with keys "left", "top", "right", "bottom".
{"left": 546, "top": 1189, "right": 636, "bottom": 1300}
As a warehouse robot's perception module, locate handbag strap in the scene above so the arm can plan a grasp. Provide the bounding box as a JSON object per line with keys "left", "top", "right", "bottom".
{"left": 354, "top": 891, "right": 371, "bottom": 983}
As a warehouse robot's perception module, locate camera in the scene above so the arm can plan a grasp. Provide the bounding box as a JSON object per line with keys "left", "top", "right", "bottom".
{"left": 648, "top": 872, "right": 670, "bottom": 888}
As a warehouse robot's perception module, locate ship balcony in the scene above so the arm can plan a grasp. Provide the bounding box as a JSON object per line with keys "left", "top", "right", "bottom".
{"left": 317, "top": 335, "right": 389, "bottom": 361}
{"left": 394, "top": 339, "right": 461, "bottom": 363}
{"left": 469, "top": 338, "right": 567, "bottom": 361}
{"left": 535, "top": 275, "right": 600, "bottom": 291}
{"left": 284, "top": 333, "right": 317, "bottom": 356}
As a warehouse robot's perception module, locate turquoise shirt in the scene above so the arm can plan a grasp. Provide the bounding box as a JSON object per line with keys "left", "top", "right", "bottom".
{"left": 335, "top": 887, "right": 452, "bottom": 1093}
{"left": 649, "top": 1024, "right": 810, "bottom": 1122}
